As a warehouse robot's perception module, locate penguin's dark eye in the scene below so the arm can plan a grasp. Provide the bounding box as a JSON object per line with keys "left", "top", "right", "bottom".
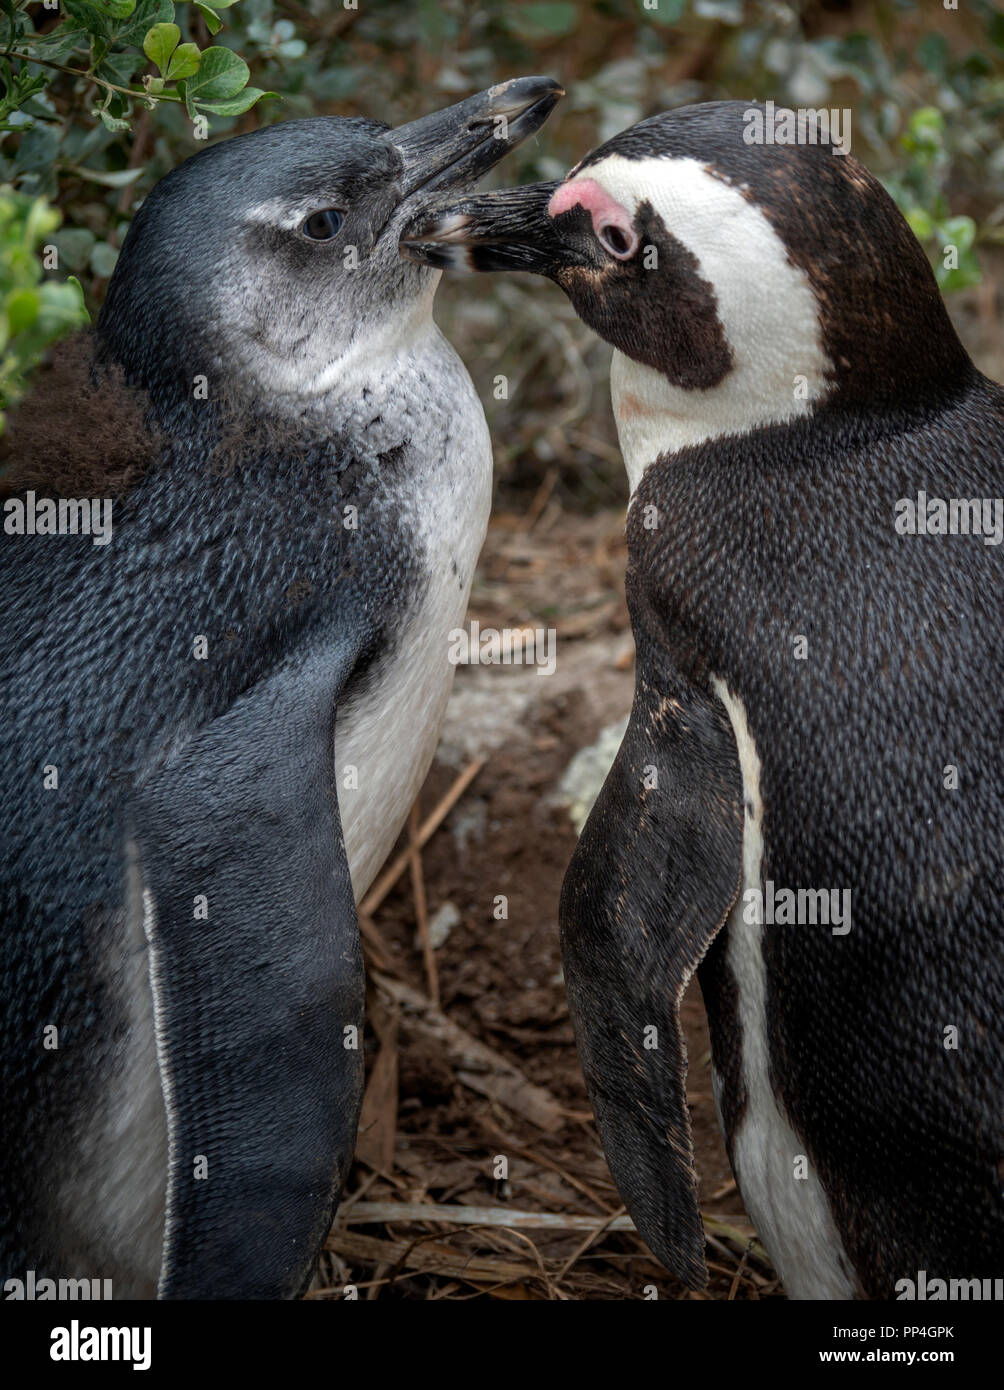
{"left": 302, "top": 209, "right": 344, "bottom": 241}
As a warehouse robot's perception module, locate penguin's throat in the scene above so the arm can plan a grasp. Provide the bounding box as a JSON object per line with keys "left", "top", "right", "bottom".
{"left": 239, "top": 290, "right": 439, "bottom": 424}
{"left": 610, "top": 346, "right": 827, "bottom": 493}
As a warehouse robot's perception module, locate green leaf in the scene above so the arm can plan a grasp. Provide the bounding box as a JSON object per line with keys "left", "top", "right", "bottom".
{"left": 51, "top": 227, "right": 96, "bottom": 272}
{"left": 908, "top": 105, "right": 944, "bottom": 138}
{"left": 178, "top": 78, "right": 199, "bottom": 122}
{"left": 144, "top": 21, "right": 180, "bottom": 75}
{"left": 98, "top": 108, "right": 131, "bottom": 133}
{"left": 37, "top": 278, "right": 91, "bottom": 333}
{"left": 6, "top": 287, "right": 39, "bottom": 335}
{"left": 166, "top": 42, "right": 201, "bottom": 80}
{"left": 0, "top": 0, "right": 22, "bottom": 47}
{"left": 3, "top": 242, "right": 37, "bottom": 283}
{"left": 96, "top": 49, "right": 144, "bottom": 85}
{"left": 65, "top": 275, "right": 90, "bottom": 322}
{"left": 64, "top": 0, "right": 136, "bottom": 38}
{"left": 905, "top": 207, "right": 934, "bottom": 241}
{"left": 116, "top": 0, "right": 176, "bottom": 47}
{"left": 941, "top": 215, "right": 976, "bottom": 255}
{"left": 193, "top": 4, "right": 222, "bottom": 35}
{"left": 937, "top": 247, "right": 982, "bottom": 293}
{"left": 62, "top": 1, "right": 110, "bottom": 40}
{"left": 60, "top": 123, "right": 115, "bottom": 163}
{"left": 90, "top": 241, "right": 119, "bottom": 277}
{"left": 185, "top": 46, "right": 249, "bottom": 101}
{"left": 196, "top": 87, "right": 277, "bottom": 118}
{"left": 13, "top": 123, "right": 61, "bottom": 176}
{"left": 29, "top": 21, "right": 92, "bottom": 63}
{"left": 23, "top": 196, "right": 62, "bottom": 245}
{"left": 0, "top": 189, "right": 90, "bottom": 422}
{"left": 62, "top": 162, "right": 145, "bottom": 188}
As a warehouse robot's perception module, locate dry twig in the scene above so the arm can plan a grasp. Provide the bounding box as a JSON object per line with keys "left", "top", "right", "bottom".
{"left": 361, "top": 759, "right": 484, "bottom": 916}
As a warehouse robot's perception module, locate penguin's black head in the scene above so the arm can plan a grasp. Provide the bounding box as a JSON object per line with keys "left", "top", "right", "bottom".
{"left": 98, "top": 78, "right": 561, "bottom": 417}
{"left": 402, "top": 100, "right": 973, "bottom": 482}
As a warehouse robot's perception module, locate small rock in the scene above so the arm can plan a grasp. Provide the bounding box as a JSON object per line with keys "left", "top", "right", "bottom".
{"left": 556, "top": 716, "right": 629, "bottom": 834}
{"left": 417, "top": 901, "right": 461, "bottom": 952}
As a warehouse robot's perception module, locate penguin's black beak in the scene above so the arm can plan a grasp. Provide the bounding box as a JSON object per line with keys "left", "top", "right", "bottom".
{"left": 391, "top": 78, "right": 563, "bottom": 204}
{"left": 400, "top": 179, "right": 591, "bottom": 276}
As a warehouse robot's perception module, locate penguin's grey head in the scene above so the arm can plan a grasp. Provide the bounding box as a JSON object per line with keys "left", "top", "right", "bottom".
{"left": 98, "top": 78, "right": 562, "bottom": 419}
{"left": 402, "top": 100, "right": 971, "bottom": 489}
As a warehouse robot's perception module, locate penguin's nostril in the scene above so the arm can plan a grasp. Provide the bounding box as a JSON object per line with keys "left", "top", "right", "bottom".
{"left": 598, "top": 223, "right": 635, "bottom": 259}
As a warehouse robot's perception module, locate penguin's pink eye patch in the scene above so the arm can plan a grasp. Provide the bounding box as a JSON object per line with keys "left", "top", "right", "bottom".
{"left": 548, "top": 178, "right": 639, "bottom": 261}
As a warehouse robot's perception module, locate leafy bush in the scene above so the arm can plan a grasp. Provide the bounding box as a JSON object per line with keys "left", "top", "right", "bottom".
{"left": 0, "top": 0, "right": 277, "bottom": 426}
{"left": 0, "top": 185, "right": 88, "bottom": 428}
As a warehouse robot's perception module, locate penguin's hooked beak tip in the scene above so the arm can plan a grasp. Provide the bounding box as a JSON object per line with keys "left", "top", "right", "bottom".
{"left": 391, "top": 76, "right": 563, "bottom": 208}
{"left": 399, "top": 179, "right": 576, "bottom": 277}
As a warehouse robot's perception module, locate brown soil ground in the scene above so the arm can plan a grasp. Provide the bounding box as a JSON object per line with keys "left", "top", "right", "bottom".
{"left": 313, "top": 510, "right": 780, "bottom": 1301}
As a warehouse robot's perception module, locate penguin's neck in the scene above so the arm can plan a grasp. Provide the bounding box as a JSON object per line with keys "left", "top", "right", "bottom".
{"left": 610, "top": 343, "right": 826, "bottom": 495}
{"left": 279, "top": 311, "right": 444, "bottom": 453}
{"left": 240, "top": 284, "right": 440, "bottom": 425}
{"left": 131, "top": 298, "right": 448, "bottom": 465}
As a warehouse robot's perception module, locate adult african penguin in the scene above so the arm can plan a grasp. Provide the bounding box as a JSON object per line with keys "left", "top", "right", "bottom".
{"left": 0, "top": 77, "right": 562, "bottom": 1299}
{"left": 402, "top": 100, "right": 1004, "bottom": 1298}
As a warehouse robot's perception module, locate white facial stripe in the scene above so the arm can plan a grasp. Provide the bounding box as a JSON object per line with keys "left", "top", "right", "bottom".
{"left": 576, "top": 154, "right": 830, "bottom": 491}
{"left": 244, "top": 198, "right": 329, "bottom": 231}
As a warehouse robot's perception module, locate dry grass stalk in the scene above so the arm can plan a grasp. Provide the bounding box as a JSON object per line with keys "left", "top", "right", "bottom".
{"left": 408, "top": 800, "right": 439, "bottom": 1007}
{"left": 372, "top": 974, "right": 565, "bottom": 1133}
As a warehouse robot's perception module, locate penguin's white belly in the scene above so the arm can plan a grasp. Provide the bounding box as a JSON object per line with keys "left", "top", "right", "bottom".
{"left": 334, "top": 366, "right": 492, "bottom": 900}
{"left": 335, "top": 559, "right": 479, "bottom": 900}
{"left": 710, "top": 677, "right": 858, "bottom": 1300}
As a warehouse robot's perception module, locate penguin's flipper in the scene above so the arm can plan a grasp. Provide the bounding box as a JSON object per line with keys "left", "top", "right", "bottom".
{"left": 133, "top": 645, "right": 364, "bottom": 1299}
{"left": 559, "top": 655, "right": 743, "bottom": 1289}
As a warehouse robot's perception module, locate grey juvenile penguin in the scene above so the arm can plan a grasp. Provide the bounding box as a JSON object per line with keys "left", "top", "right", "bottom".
{"left": 402, "top": 100, "right": 1004, "bottom": 1299}
{"left": 0, "top": 77, "right": 561, "bottom": 1299}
